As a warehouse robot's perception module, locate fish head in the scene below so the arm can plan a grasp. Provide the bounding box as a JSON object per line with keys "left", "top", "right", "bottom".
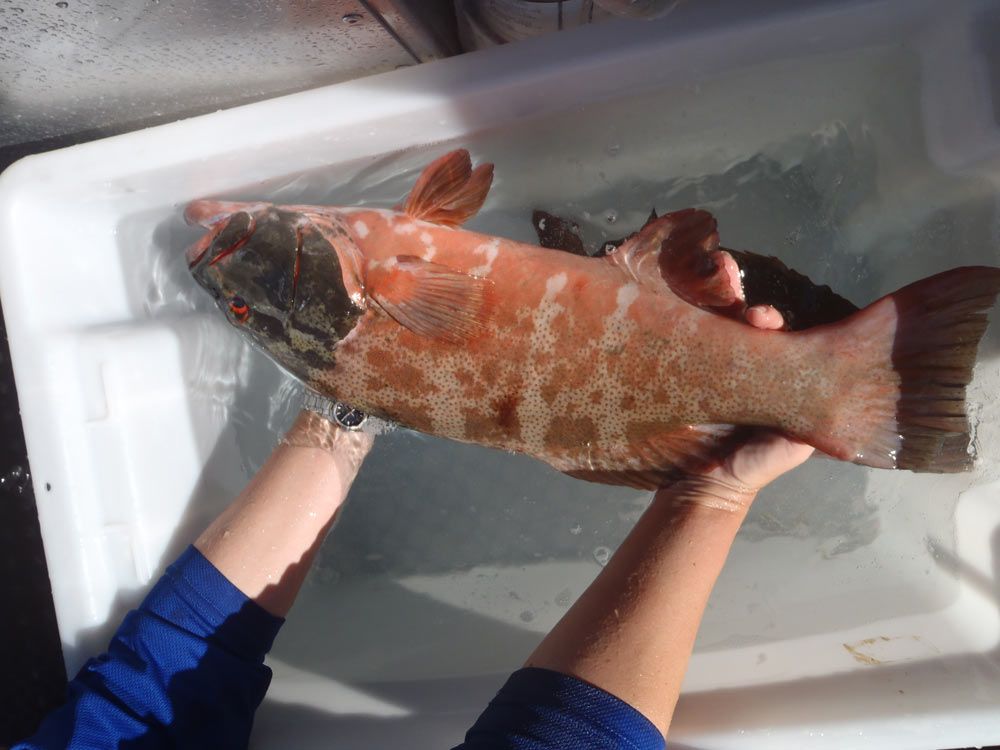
{"left": 185, "top": 199, "right": 363, "bottom": 382}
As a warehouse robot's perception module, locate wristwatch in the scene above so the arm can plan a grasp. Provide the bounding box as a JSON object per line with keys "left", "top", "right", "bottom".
{"left": 301, "top": 390, "right": 368, "bottom": 431}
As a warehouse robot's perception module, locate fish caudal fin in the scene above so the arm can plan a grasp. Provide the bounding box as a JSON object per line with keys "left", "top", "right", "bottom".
{"left": 815, "top": 266, "right": 1000, "bottom": 472}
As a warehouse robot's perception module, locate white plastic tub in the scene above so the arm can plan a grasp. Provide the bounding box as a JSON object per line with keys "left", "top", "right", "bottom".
{"left": 3, "top": 0, "right": 1000, "bottom": 747}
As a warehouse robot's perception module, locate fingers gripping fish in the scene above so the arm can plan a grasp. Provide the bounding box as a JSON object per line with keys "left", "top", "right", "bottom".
{"left": 186, "top": 149, "right": 1000, "bottom": 489}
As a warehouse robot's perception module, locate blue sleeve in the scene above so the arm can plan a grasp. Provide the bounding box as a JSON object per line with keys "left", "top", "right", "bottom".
{"left": 455, "top": 667, "right": 665, "bottom": 750}
{"left": 15, "top": 546, "right": 284, "bottom": 750}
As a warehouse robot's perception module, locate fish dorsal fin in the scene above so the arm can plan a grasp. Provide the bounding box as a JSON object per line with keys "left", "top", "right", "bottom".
{"left": 607, "top": 208, "right": 740, "bottom": 310}
{"left": 402, "top": 149, "right": 494, "bottom": 227}
{"left": 367, "top": 255, "right": 492, "bottom": 343}
{"left": 563, "top": 423, "right": 753, "bottom": 490}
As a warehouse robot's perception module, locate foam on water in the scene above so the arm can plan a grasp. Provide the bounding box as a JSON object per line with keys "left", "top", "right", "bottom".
{"left": 126, "top": 40, "right": 1000, "bottom": 680}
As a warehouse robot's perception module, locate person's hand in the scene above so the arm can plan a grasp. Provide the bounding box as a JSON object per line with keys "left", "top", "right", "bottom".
{"left": 659, "top": 270, "right": 814, "bottom": 513}
{"left": 711, "top": 296, "right": 814, "bottom": 491}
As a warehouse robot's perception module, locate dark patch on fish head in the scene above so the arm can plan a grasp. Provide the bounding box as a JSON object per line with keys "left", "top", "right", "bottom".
{"left": 186, "top": 204, "right": 361, "bottom": 382}
{"left": 288, "top": 227, "right": 363, "bottom": 345}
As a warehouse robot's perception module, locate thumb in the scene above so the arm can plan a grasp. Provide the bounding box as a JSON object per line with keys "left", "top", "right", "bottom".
{"left": 719, "top": 432, "right": 814, "bottom": 489}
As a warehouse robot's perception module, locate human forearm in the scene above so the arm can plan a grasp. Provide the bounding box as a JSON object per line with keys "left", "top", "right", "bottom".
{"left": 195, "top": 409, "right": 372, "bottom": 617}
{"left": 525, "top": 479, "right": 754, "bottom": 736}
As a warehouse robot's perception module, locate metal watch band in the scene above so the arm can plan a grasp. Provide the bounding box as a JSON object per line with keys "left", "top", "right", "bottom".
{"left": 301, "top": 390, "right": 368, "bottom": 431}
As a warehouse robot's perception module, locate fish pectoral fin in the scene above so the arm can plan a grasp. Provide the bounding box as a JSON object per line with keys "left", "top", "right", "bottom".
{"left": 563, "top": 423, "right": 753, "bottom": 490}
{"left": 608, "top": 208, "right": 742, "bottom": 312}
{"left": 368, "top": 255, "right": 493, "bottom": 343}
{"left": 402, "top": 149, "right": 494, "bottom": 227}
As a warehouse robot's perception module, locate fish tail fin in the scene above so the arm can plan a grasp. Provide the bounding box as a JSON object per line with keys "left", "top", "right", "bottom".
{"left": 809, "top": 266, "right": 1000, "bottom": 472}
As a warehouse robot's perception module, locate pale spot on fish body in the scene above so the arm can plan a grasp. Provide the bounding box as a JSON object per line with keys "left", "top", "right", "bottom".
{"left": 362, "top": 207, "right": 398, "bottom": 226}
{"left": 593, "top": 283, "right": 641, "bottom": 444}
{"left": 518, "top": 272, "right": 570, "bottom": 450}
{"left": 469, "top": 237, "right": 501, "bottom": 276}
{"left": 419, "top": 230, "right": 437, "bottom": 261}
{"left": 353, "top": 220, "right": 370, "bottom": 239}
{"left": 425, "top": 350, "right": 478, "bottom": 434}
{"left": 394, "top": 221, "right": 417, "bottom": 235}
{"left": 546, "top": 272, "right": 569, "bottom": 298}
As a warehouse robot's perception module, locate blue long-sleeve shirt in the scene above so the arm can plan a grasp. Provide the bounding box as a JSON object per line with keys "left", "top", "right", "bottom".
{"left": 16, "top": 547, "right": 664, "bottom": 749}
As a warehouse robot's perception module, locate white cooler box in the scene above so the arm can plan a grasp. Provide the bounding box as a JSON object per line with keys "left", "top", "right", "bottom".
{"left": 2, "top": 0, "right": 1000, "bottom": 747}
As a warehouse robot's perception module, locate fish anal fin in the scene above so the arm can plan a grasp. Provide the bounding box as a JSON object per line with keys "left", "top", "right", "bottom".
{"left": 402, "top": 149, "right": 494, "bottom": 227}
{"left": 368, "top": 255, "right": 492, "bottom": 343}
{"left": 563, "top": 423, "right": 752, "bottom": 490}
{"left": 608, "top": 208, "right": 741, "bottom": 311}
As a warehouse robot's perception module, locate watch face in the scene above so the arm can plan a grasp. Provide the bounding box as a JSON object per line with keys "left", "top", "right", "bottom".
{"left": 333, "top": 402, "right": 368, "bottom": 430}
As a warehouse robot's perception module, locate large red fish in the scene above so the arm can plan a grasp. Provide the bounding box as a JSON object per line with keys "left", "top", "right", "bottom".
{"left": 185, "top": 149, "right": 1000, "bottom": 488}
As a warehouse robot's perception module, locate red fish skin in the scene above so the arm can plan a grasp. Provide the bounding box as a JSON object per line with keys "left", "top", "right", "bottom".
{"left": 318, "top": 207, "right": 845, "bottom": 474}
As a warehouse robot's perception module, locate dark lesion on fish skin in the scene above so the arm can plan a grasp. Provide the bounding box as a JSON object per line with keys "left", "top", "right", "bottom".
{"left": 532, "top": 208, "right": 860, "bottom": 330}
{"left": 489, "top": 391, "right": 522, "bottom": 441}
{"left": 545, "top": 414, "right": 599, "bottom": 448}
{"left": 364, "top": 346, "right": 438, "bottom": 395}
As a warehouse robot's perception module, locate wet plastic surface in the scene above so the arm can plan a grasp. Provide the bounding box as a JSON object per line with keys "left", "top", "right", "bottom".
{"left": 5, "top": 0, "right": 1000, "bottom": 747}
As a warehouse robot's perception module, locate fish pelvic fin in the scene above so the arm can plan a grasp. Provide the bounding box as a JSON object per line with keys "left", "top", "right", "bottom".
{"left": 368, "top": 255, "right": 493, "bottom": 344}
{"left": 607, "top": 208, "right": 742, "bottom": 314}
{"left": 563, "top": 424, "right": 754, "bottom": 490}
{"left": 808, "top": 266, "right": 1000, "bottom": 472}
{"left": 402, "top": 149, "right": 494, "bottom": 227}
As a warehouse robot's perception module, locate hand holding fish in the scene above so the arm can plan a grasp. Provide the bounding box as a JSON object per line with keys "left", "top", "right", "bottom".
{"left": 656, "top": 290, "right": 815, "bottom": 512}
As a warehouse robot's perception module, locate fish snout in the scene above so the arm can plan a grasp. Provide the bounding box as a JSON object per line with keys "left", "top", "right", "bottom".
{"left": 184, "top": 200, "right": 262, "bottom": 268}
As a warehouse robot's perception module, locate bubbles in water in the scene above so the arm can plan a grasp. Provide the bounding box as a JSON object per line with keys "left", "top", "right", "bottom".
{"left": 592, "top": 546, "right": 612, "bottom": 566}
{"left": 55, "top": 0, "right": 68, "bottom": 6}
{"left": 605, "top": 209, "right": 618, "bottom": 225}
{"left": 0, "top": 465, "right": 30, "bottom": 496}
{"left": 555, "top": 588, "right": 573, "bottom": 607}
{"left": 569, "top": 522, "right": 582, "bottom": 535}
{"left": 605, "top": 143, "right": 622, "bottom": 157}
{"left": 519, "top": 610, "right": 535, "bottom": 623}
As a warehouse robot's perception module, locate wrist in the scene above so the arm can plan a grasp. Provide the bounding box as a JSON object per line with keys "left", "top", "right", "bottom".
{"left": 300, "top": 390, "right": 370, "bottom": 430}
{"left": 652, "top": 475, "right": 758, "bottom": 516}
{"left": 280, "top": 409, "right": 373, "bottom": 475}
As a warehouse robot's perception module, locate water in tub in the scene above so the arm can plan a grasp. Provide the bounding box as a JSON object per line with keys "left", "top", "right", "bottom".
{"left": 127, "top": 42, "right": 1000, "bottom": 695}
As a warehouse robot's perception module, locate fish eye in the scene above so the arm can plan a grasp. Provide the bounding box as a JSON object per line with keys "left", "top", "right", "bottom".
{"left": 229, "top": 296, "right": 250, "bottom": 322}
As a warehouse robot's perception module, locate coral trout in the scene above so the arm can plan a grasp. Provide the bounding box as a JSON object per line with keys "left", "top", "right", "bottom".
{"left": 185, "top": 149, "right": 1000, "bottom": 488}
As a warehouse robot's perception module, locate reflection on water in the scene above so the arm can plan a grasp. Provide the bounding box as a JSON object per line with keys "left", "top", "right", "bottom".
{"left": 114, "top": 41, "right": 1000, "bottom": 679}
